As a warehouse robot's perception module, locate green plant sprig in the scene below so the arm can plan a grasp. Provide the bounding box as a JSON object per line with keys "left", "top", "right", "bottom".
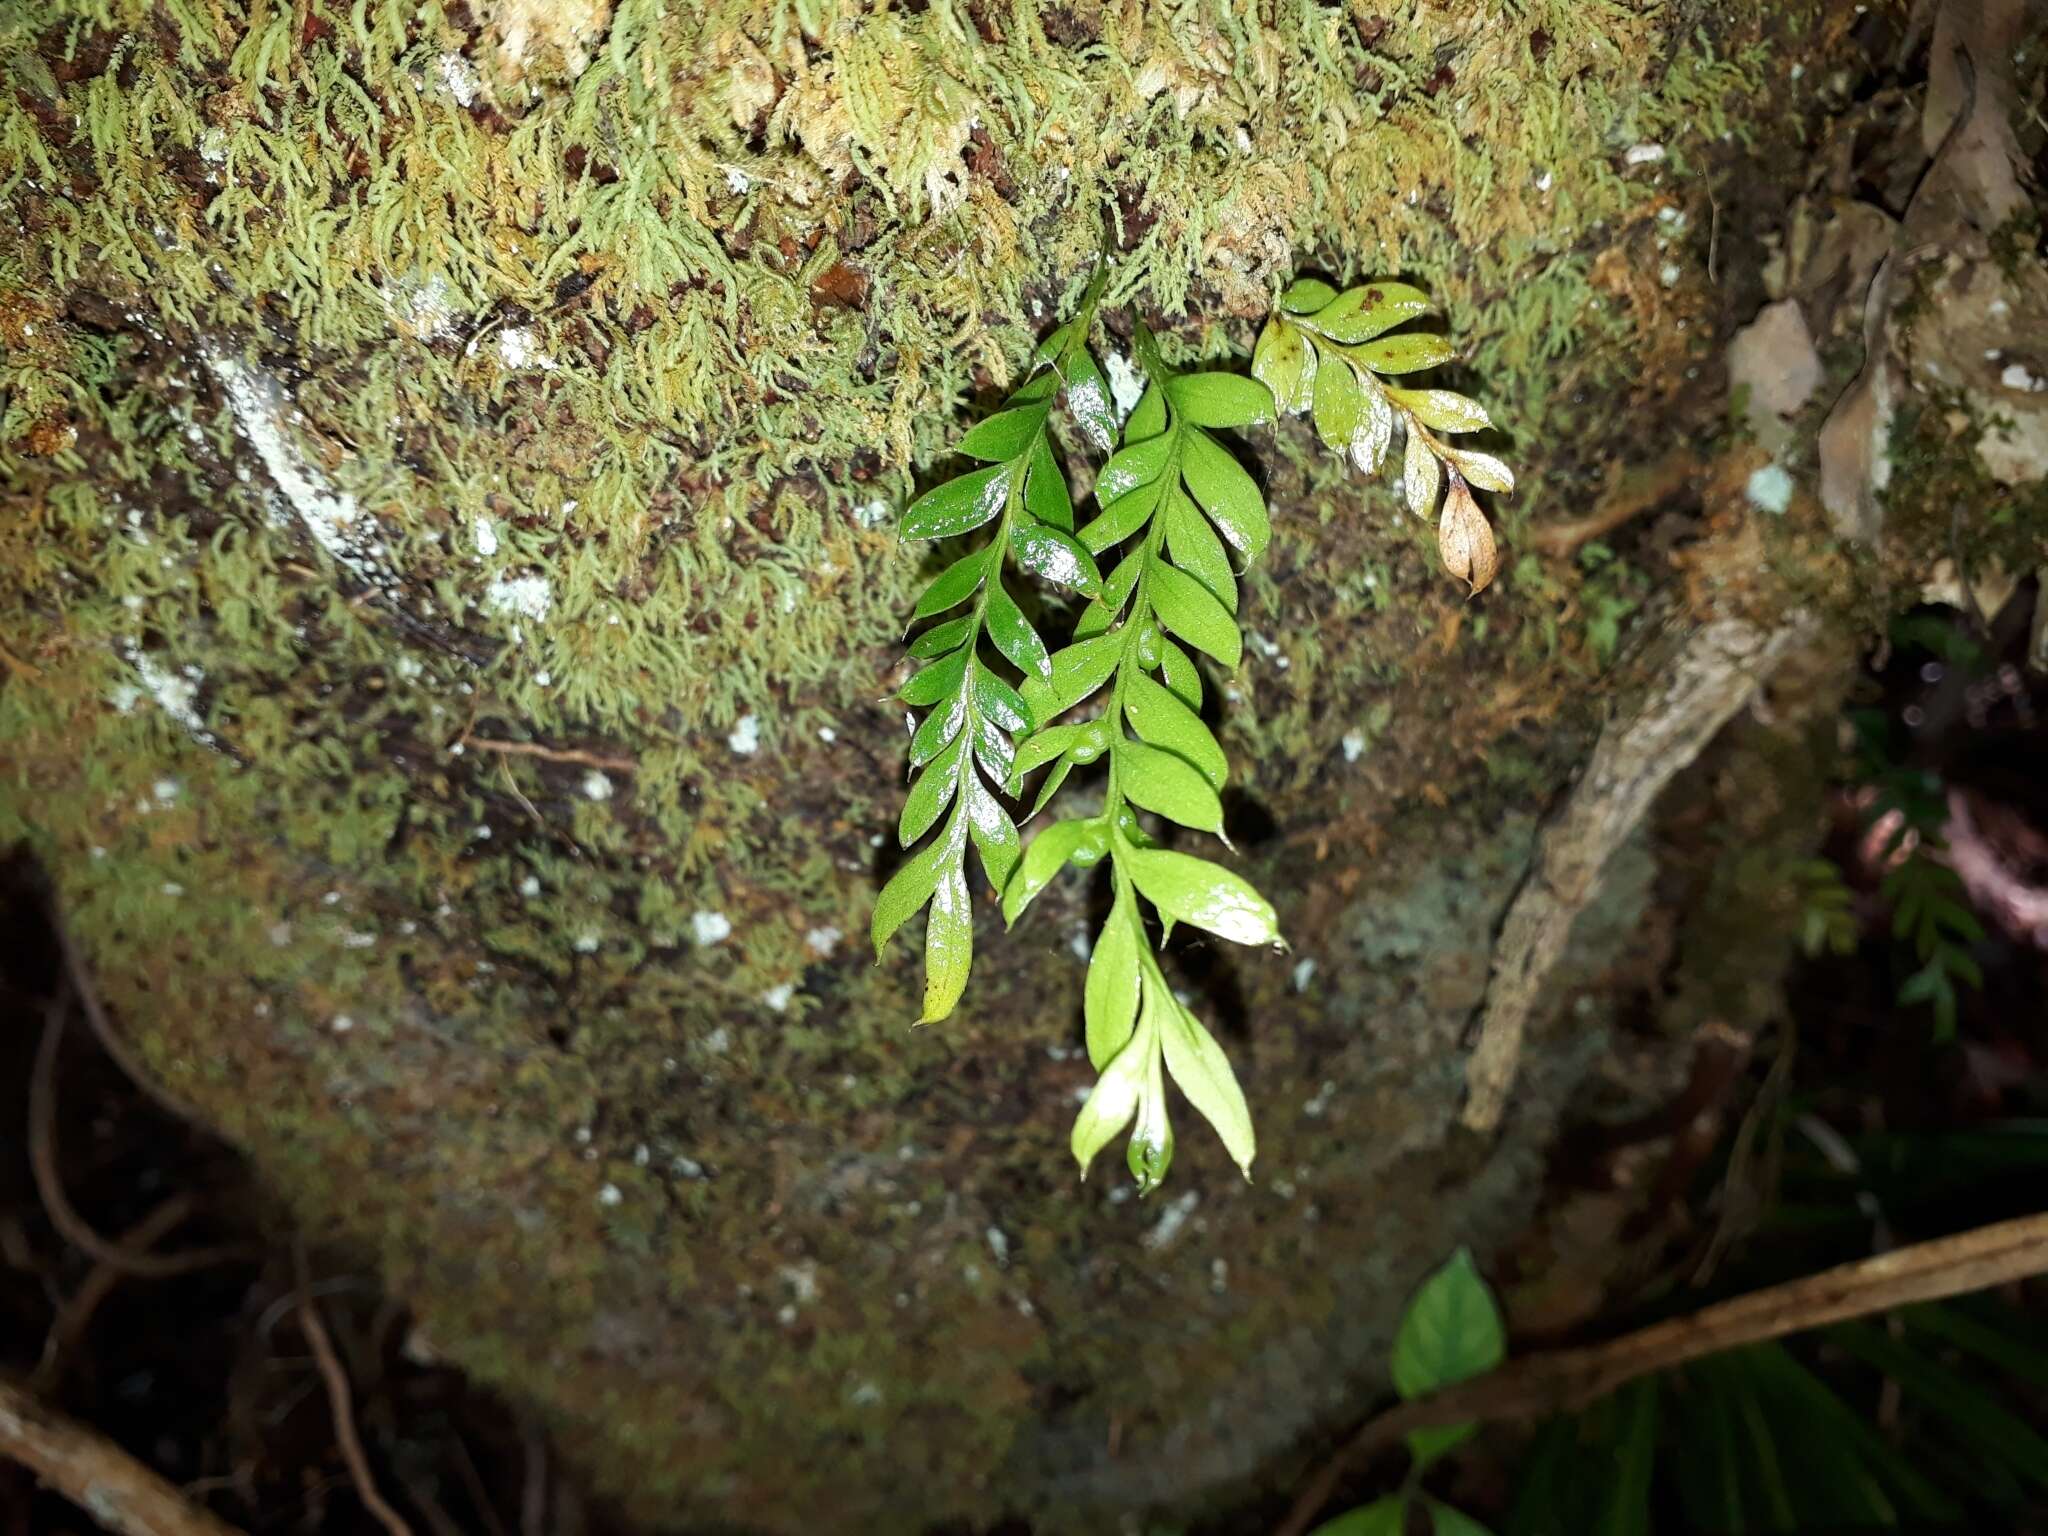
{"left": 1253, "top": 277, "right": 1513, "bottom": 594}
{"left": 874, "top": 268, "right": 1513, "bottom": 1194}
{"left": 1002, "top": 325, "right": 1281, "bottom": 1192}
{"left": 872, "top": 263, "right": 1117, "bottom": 1022}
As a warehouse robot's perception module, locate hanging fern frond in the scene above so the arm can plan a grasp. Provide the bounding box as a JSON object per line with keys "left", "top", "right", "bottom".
{"left": 1003, "top": 325, "right": 1280, "bottom": 1192}
{"left": 873, "top": 262, "right": 1116, "bottom": 1022}
{"left": 875, "top": 261, "right": 1512, "bottom": 1193}
{"left": 1254, "top": 278, "right": 1512, "bottom": 594}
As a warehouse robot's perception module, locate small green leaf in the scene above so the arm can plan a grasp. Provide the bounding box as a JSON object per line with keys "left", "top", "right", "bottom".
{"left": 1159, "top": 995, "right": 1255, "bottom": 1176}
{"left": 1168, "top": 371, "right": 1273, "bottom": 429}
{"left": 1071, "top": 1017, "right": 1149, "bottom": 1181}
{"left": 1388, "top": 387, "right": 1493, "bottom": 434}
{"left": 1095, "top": 433, "right": 1175, "bottom": 503}
{"left": 1126, "top": 381, "right": 1168, "bottom": 441}
{"left": 1061, "top": 351, "right": 1118, "bottom": 454}
{"left": 1123, "top": 847, "right": 1279, "bottom": 946}
{"left": 1025, "top": 433, "right": 1074, "bottom": 530}
{"left": 1446, "top": 448, "right": 1514, "bottom": 494}
{"left": 1118, "top": 738, "right": 1224, "bottom": 834}
{"left": 1008, "top": 722, "right": 1083, "bottom": 788}
{"left": 1180, "top": 429, "right": 1270, "bottom": 560}
{"left": 1081, "top": 476, "right": 1168, "bottom": 555}
{"left": 899, "top": 733, "right": 965, "bottom": 845}
{"left": 1159, "top": 638, "right": 1202, "bottom": 709}
{"left": 986, "top": 582, "right": 1051, "bottom": 680}
{"left": 872, "top": 808, "right": 963, "bottom": 957}
{"left": 902, "top": 463, "right": 1011, "bottom": 539}
{"left": 1352, "top": 332, "right": 1458, "bottom": 374}
{"left": 1125, "top": 984, "right": 1174, "bottom": 1192}
{"left": 1125, "top": 672, "right": 1227, "bottom": 788}
{"left": 1002, "top": 816, "right": 1108, "bottom": 924}
{"left": 1403, "top": 426, "right": 1443, "bottom": 517}
{"left": 909, "top": 690, "right": 966, "bottom": 766}
{"left": 1313, "top": 351, "right": 1362, "bottom": 452}
{"left": 1251, "top": 317, "right": 1307, "bottom": 414}
{"left": 1308, "top": 1494, "right": 1406, "bottom": 1536}
{"left": 1013, "top": 521, "right": 1104, "bottom": 597}
{"left": 1350, "top": 382, "right": 1394, "bottom": 474}
{"left": 1278, "top": 276, "right": 1338, "bottom": 314}
{"left": 972, "top": 712, "right": 1017, "bottom": 782}
{"left": 1085, "top": 882, "right": 1142, "bottom": 1068}
{"left": 1390, "top": 1247, "right": 1505, "bottom": 1468}
{"left": 898, "top": 649, "right": 967, "bottom": 706}
{"left": 913, "top": 546, "right": 992, "bottom": 618}
{"left": 972, "top": 661, "right": 1031, "bottom": 734}
{"left": 1023, "top": 631, "right": 1122, "bottom": 721}
{"left": 907, "top": 613, "right": 973, "bottom": 659}
{"left": 1164, "top": 491, "right": 1238, "bottom": 613}
{"left": 965, "top": 771, "right": 1020, "bottom": 894}
{"left": 1314, "top": 281, "right": 1432, "bottom": 343}
{"left": 920, "top": 861, "right": 973, "bottom": 1022}
{"left": 1148, "top": 560, "right": 1242, "bottom": 668}
{"left": 957, "top": 403, "right": 1049, "bottom": 462}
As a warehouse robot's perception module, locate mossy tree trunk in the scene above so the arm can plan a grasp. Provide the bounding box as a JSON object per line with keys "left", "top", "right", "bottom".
{"left": 0, "top": 3, "right": 1920, "bottom": 1529}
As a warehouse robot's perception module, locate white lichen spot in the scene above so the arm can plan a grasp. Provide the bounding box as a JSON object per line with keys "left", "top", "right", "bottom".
{"left": 724, "top": 165, "right": 752, "bottom": 194}
{"left": 1624, "top": 142, "right": 1667, "bottom": 166}
{"left": 671, "top": 1155, "right": 705, "bottom": 1179}
{"left": 199, "top": 126, "right": 229, "bottom": 164}
{"left": 574, "top": 933, "right": 600, "bottom": 953}
{"left": 727, "top": 713, "right": 761, "bottom": 755}
{"left": 473, "top": 515, "right": 499, "bottom": 558}
{"left": 703, "top": 1027, "right": 731, "bottom": 1054}
{"left": 1341, "top": 730, "right": 1367, "bottom": 763}
{"left": 855, "top": 498, "right": 892, "bottom": 529}
{"left": 395, "top": 655, "right": 423, "bottom": 681}
{"left": 692, "top": 910, "right": 733, "bottom": 946}
{"left": 581, "top": 769, "right": 613, "bottom": 802}
{"left": 495, "top": 326, "right": 556, "bottom": 371}
{"left": 985, "top": 1227, "right": 1011, "bottom": 1266}
{"left": 343, "top": 930, "right": 377, "bottom": 949}
{"left": 121, "top": 648, "right": 211, "bottom": 743}
{"left": 1291, "top": 957, "right": 1317, "bottom": 992}
{"left": 597, "top": 1182, "right": 623, "bottom": 1207}
{"left": 160, "top": 881, "right": 184, "bottom": 897}
{"left": 1745, "top": 464, "right": 1795, "bottom": 515}
{"left": 207, "top": 353, "right": 394, "bottom": 587}
{"left": 1303, "top": 1080, "right": 1337, "bottom": 1118}
{"left": 818, "top": 725, "right": 838, "bottom": 744}
{"left": 762, "top": 982, "right": 795, "bottom": 1013}
{"left": 779, "top": 1261, "right": 819, "bottom": 1304}
{"left": 1068, "top": 926, "right": 1092, "bottom": 962}
{"left": 849, "top": 1381, "right": 883, "bottom": 1407}
{"left": 332, "top": 1014, "right": 354, "bottom": 1033}
{"left": 436, "top": 51, "right": 480, "bottom": 106}
{"left": 485, "top": 574, "right": 552, "bottom": 625}
{"left": 805, "top": 925, "right": 842, "bottom": 956}
{"left": 2000, "top": 362, "right": 2045, "bottom": 392}
{"left": 519, "top": 875, "right": 542, "bottom": 897}
{"left": 1103, "top": 349, "right": 1146, "bottom": 421}
{"left": 153, "top": 778, "right": 180, "bottom": 803}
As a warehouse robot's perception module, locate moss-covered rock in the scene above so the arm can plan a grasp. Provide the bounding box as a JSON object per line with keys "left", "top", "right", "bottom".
{"left": 0, "top": 1, "right": 1859, "bottom": 1527}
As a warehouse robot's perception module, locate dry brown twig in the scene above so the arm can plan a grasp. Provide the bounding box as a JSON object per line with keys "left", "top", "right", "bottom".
{"left": 0, "top": 1376, "right": 249, "bottom": 1536}
{"left": 1274, "top": 1210, "right": 2048, "bottom": 1536}
{"left": 463, "top": 735, "right": 637, "bottom": 773}
{"left": 293, "top": 1241, "right": 417, "bottom": 1536}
